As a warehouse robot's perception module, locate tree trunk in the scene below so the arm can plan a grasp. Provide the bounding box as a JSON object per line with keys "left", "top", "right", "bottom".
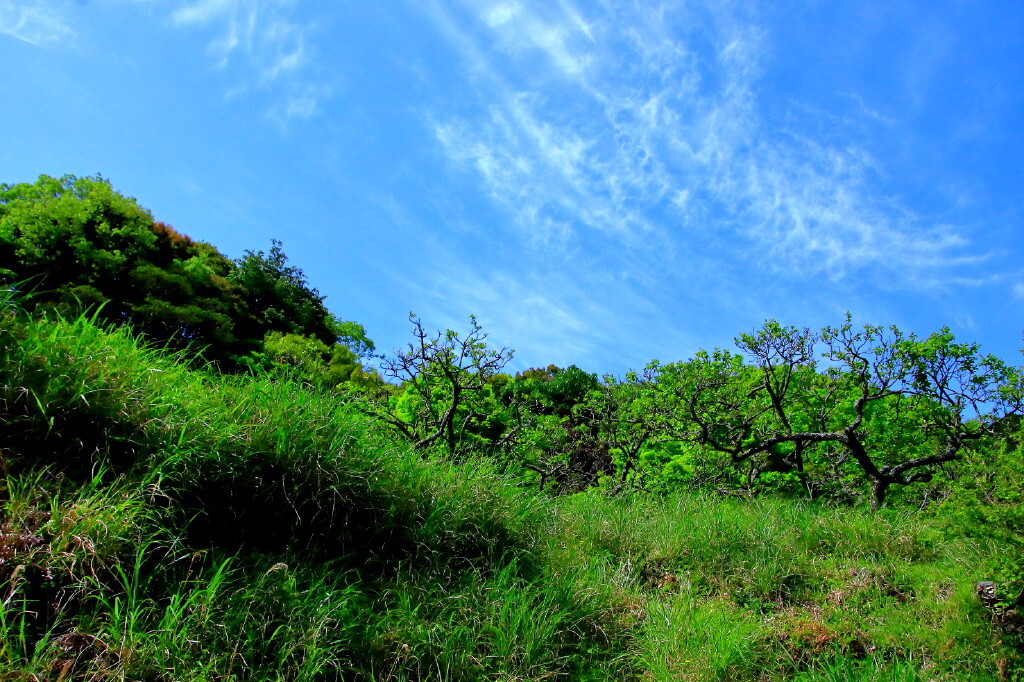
{"left": 871, "top": 479, "right": 890, "bottom": 511}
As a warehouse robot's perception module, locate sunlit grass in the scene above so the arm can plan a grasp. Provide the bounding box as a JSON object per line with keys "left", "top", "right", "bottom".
{"left": 546, "top": 491, "right": 1003, "bottom": 680}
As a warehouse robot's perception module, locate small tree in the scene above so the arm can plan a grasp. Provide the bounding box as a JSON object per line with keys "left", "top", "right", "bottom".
{"left": 369, "top": 315, "right": 513, "bottom": 455}
{"left": 583, "top": 372, "right": 662, "bottom": 490}
{"left": 262, "top": 331, "right": 363, "bottom": 388}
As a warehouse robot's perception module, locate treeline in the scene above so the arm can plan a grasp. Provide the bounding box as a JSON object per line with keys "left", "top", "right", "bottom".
{"left": 0, "top": 174, "right": 373, "bottom": 382}
{"left": 364, "top": 314, "right": 1023, "bottom": 512}
{"left": 3, "top": 174, "right": 1022, "bottom": 515}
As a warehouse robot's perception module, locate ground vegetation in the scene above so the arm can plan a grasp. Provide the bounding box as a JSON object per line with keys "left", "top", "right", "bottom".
{"left": 1, "top": 175, "right": 1022, "bottom": 680}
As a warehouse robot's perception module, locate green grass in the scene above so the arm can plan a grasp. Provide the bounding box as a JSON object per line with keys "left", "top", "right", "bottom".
{"left": 545, "top": 492, "right": 1008, "bottom": 680}
{"left": 0, "top": 299, "right": 1018, "bottom": 680}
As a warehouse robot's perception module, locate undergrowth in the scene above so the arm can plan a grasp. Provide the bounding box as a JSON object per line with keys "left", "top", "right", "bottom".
{"left": 0, "top": 298, "right": 1017, "bottom": 680}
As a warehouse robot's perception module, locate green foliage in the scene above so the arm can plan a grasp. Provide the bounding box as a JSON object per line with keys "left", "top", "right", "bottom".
{"left": 940, "top": 422, "right": 1024, "bottom": 614}
{"left": 523, "top": 364, "right": 601, "bottom": 417}
{"left": 0, "top": 174, "right": 374, "bottom": 377}
{"left": 0, "top": 175, "right": 251, "bottom": 362}
{"left": 366, "top": 314, "right": 514, "bottom": 456}
{"left": 618, "top": 318, "right": 1024, "bottom": 508}
{"left": 334, "top": 317, "right": 375, "bottom": 358}
{"left": 263, "top": 330, "right": 362, "bottom": 388}
{"left": 230, "top": 238, "right": 336, "bottom": 347}
{"left": 492, "top": 365, "right": 614, "bottom": 491}
{"left": 0, "top": 174, "right": 157, "bottom": 288}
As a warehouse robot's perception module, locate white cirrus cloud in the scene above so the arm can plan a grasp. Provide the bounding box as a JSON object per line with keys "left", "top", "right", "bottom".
{"left": 171, "top": 0, "right": 324, "bottom": 118}
{"left": 423, "top": 0, "right": 981, "bottom": 287}
{"left": 0, "top": 0, "right": 73, "bottom": 46}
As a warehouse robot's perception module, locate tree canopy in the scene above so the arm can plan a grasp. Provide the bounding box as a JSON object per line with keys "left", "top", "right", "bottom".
{"left": 0, "top": 174, "right": 372, "bottom": 377}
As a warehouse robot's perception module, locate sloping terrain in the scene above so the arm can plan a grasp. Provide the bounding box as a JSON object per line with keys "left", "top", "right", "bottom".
{"left": 0, "top": 298, "right": 1018, "bottom": 680}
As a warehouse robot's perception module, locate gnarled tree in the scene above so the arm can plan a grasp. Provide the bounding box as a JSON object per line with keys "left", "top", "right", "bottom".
{"left": 369, "top": 314, "right": 513, "bottom": 455}
{"left": 656, "top": 318, "right": 1024, "bottom": 508}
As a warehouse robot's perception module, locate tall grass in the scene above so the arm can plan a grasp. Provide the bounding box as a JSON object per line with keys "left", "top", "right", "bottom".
{"left": 547, "top": 492, "right": 1005, "bottom": 680}
{"left": 0, "top": 303, "right": 610, "bottom": 679}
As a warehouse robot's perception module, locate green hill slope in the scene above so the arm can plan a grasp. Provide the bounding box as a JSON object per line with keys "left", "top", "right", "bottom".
{"left": 0, "top": 296, "right": 1019, "bottom": 680}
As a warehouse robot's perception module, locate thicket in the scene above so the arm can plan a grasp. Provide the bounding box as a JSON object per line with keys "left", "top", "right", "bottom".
{"left": 1, "top": 175, "right": 1023, "bottom": 680}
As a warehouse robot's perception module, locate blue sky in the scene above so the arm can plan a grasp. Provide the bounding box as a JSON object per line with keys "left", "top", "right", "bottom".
{"left": 2, "top": 0, "right": 1022, "bottom": 375}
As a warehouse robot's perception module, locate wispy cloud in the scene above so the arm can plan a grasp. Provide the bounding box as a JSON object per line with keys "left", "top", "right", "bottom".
{"left": 266, "top": 82, "right": 330, "bottom": 126}
{"left": 0, "top": 0, "right": 73, "bottom": 46}
{"left": 171, "top": 0, "right": 325, "bottom": 119}
{"left": 423, "top": 0, "right": 978, "bottom": 286}
{"left": 421, "top": 269, "right": 597, "bottom": 368}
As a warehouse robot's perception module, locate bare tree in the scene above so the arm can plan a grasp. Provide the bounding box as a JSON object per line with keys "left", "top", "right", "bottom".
{"left": 370, "top": 314, "right": 513, "bottom": 455}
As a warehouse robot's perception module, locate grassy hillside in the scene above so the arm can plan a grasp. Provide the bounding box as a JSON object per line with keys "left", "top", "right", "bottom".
{"left": 0, "top": 296, "right": 1019, "bottom": 680}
